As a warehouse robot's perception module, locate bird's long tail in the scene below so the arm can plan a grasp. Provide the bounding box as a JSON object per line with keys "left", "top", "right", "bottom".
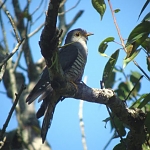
{"left": 41, "top": 93, "right": 60, "bottom": 143}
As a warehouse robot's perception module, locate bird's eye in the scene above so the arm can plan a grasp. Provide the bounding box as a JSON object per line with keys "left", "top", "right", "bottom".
{"left": 75, "top": 32, "right": 80, "bottom": 36}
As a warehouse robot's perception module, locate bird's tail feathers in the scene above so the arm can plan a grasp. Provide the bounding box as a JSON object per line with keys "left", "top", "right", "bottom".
{"left": 26, "top": 81, "right": 52, "bottom": 104}
{"left": 41, "top": 96, "right": 59, "bottom": 143}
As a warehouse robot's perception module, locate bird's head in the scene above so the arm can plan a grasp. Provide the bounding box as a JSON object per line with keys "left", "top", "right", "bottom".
{"left": 65, "top": 28, "right": 93, "bottom": 44}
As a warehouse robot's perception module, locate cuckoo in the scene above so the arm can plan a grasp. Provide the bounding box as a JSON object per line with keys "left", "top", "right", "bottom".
{"left": 26, "top": 28, "right": 93, "bottom": 143}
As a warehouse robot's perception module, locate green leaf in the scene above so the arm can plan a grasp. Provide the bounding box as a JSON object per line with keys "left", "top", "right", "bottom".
{"left": 138, "top": 0, "right": 150, "bottom": 20}
{"left": 142, "top": 12, "right": 150, "bottom": 22}
{"left": 130, "top": 71, "right": 141, "bottom": 96}
{"left": 125, "top": 22, "right": 150, "bottom": 65}
{"left": 131, "top": 94, "right": 148, "bottom": 108}
{"left": 141, "top": 37, "right": 150, "bottom": 53}
{"left": 115, "top": 81, "right": 132, "bottom": 100}
{"left": 138, "top": 93, "right": 150, "bottom": 108}
{"left": 102, "top": 49, "right": 119, "bottom": 88}
{"left": 98, "top": 37, "right": 115, "bottom": 57}
{"left": 114, "top": 9, "right": 120, "bottom": 13}
{"left": 92, "top": 0, "right": 106, "bottom": 20}
{"left": 110, "top": 116, "right": 126, "bottom": 136}
{"left": 130, "top": 71, "right": 141, "bottom": 82}
{"left": 126, "top": 21, "right": 150, "bottom": 47}
{"left": 123, "top": 49, "right": 141, "bottom": 68}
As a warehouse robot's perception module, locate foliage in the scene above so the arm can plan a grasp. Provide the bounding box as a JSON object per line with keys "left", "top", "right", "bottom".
{"left": 93, "top": 0, "right": 150, "bottom": 149}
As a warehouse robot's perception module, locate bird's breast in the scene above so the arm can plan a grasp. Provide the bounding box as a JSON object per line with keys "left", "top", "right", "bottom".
{"left": 65, "top": 50, "right": 87, "bottom": 82}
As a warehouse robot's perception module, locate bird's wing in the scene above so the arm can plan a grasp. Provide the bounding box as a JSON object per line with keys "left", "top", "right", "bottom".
{"left": 59, "top": 44, "right": 78, "bottom": 72}
{"left": 26, "top": 67, "right": 51, "bottom": 104}
{"left": 26, "top": 44, "right": 78, "bottom": 104}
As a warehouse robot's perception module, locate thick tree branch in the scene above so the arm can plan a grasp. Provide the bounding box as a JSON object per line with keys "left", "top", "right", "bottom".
{"left": 64, "top": 82, "right": 146, "bottom": 149}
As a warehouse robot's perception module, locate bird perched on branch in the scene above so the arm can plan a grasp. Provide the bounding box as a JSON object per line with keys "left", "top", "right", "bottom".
{"left": 26, "top": 28, "right": 93, "bottom": 143}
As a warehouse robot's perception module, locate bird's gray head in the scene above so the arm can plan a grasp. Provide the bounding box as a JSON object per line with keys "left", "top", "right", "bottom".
{"left": 65, "top": 28, "right": 93, "bottom": 44}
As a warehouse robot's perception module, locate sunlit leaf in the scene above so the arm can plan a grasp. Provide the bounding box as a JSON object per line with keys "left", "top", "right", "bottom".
{"left": 138, "top": 0, "right": 150, "bottom": 20}
{"left": 138, "top": 93, "right": 150, "bottom": 108}
{"left": 131, "top": 94, "right": 148, "bottom": 108}
{"left": 126, "top": 21, "right": 150, "bottom": 47}
{"left": 92, "top": 0, "right": 106, "bottom": 20}
{"left": 130, "top": 71, "right": 141, "bottom": 82}
{"left": 125, "top": 22, "right": 150, "bottom": 66}
{"left": 126, "top": 45, "right": 133, "bottom": 58}
{"left": 123, "top": 49, "right": 141, "bottom": 68}
{"left": 102, "top": 49, "right": 119, "bottom": 88}
{"left": 114, "top": 9, "right": 120, "bottom": 13}
{"left": 98, "top": 37, "right": 115, "bottom": 57}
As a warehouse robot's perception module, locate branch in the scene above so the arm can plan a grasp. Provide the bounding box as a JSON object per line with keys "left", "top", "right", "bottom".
{"left": 71, "top": 83, "right": 146, "bottom": 149}
{"left": 58, "top": 4, "right": 84, "bottom": 43}
{"left": 39, "top": 0, "right": 64, "bottom": 83}
{"left": 78, "top": 76, "right": 88, "bottom": 150}
{"left": 12, "top": 0, "right": 37, "bottom": 81}
{"left": 5, "top": 10, "right": 20, "bottom": 42}
{"left": 0, "top": 39, "right": 24, "bottom": 68}
{"left": 58, "top": 0, "right": 81, "bottom": 15}
{"left": 0, "top": 84, "right": 26, "bottom": 148}
{"left": 28, "top": 23, "right": 45, "bottom": 38}
{"left": 108, "top": 0, "right": 150, "bottom": 81}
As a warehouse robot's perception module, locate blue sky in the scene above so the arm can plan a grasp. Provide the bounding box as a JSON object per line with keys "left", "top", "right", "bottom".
{"left": 0, "top": 0, "right": 150, "bottom": 150}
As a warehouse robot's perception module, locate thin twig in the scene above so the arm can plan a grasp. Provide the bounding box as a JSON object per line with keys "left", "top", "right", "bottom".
{"left": 28, "top": 23, "right": 45, "bottom": 38}
{"left": 79, "top": 76, "right": 88, "bottom": 150}
{"left": 31, "top": 0, "right": 44, "bottom": 16}
{"left": 58, "top": 0, "right": 81, "bottom": 15}
{"left": 0, "top": 7, "right": 9, "bottom": 53}
{"left": 5, "top": 10, "right": 20, "bottom": 43}
{"left": 125, "top": 75, "right": 144, "bottom": 101}
{"left": 31, "top": 11, "right": 44, "bottom": 26}
{"left": 0, "top": 84, "right": 26, "bottom": 144}
{"left": 100, "top": 80, "right": 127, "bottom": 148}
{"left": 108, "top": 0, "right": 126, "bottom": 52}
{"left": 133, "top": 60, "right": 150, "bottom": 80}
{"left": 67, "top": 10, "right": 84, "bottom": 29}
{"left": 12, "top": 61, "right": 27, "bottom": 71}
{"left": 0, "top": 0, "right": 6, "bottom": 9}
{"left": 0, "top": 39, "right": 24, "bottom": 67}
{"left": 108, "top": 0, "right": 150, "bottom": 81}
{"left": 12, "top": 44, "right": 24, "bottom": 72}
{"left": 31, "top": 0, "right": 47, "bottom": 26}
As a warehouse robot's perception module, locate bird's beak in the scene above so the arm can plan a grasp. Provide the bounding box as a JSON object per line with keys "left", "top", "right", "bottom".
{"left": 86, "top": 32, "right": 94, "bottom": 36}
